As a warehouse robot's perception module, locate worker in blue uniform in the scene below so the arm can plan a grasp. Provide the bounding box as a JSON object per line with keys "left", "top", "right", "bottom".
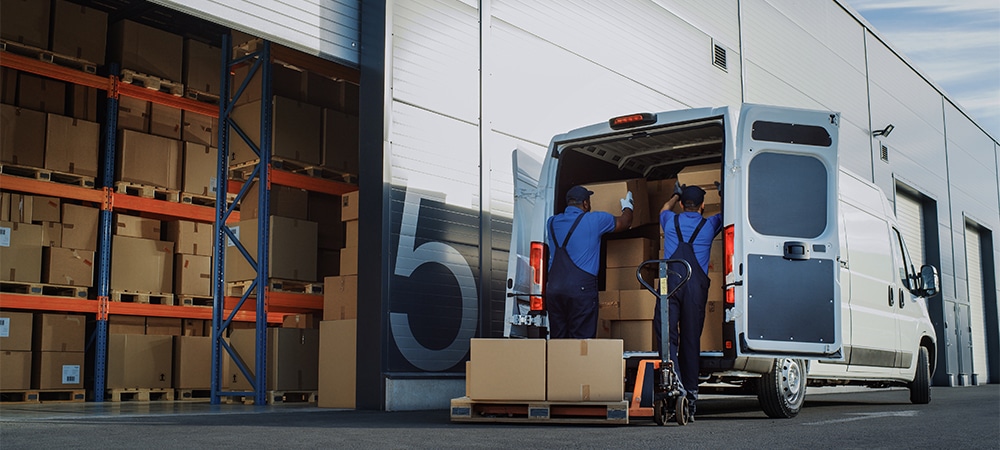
{"left": 658, "top": 182, "right": 723, "bottom": 420}
{"left": 546, "top": 185, "right": 633, "bottom": 339}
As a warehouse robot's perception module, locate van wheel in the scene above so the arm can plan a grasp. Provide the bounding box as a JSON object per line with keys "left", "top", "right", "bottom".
{"left": 757, "top": 358, "right": 806, "bottom": 418}
{"left": 908, "top": 346, "right": 931, "bottom": 404}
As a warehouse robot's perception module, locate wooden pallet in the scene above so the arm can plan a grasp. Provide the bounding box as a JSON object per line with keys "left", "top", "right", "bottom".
{"left": 184, "top": 88, "right": 220, "bottom": 105}
{"left": 449, "top": 397, "right": 629, "bottom": 425}
{"left": 0, "top": 164, "right": 96, "bottom": 188}
{"left": 291, "top": 165, "right": 358, "bottom": 184}
{"left": 0, "top": 281, "right": 89, "bottom": 299}
{"left": 175, "top": 389, "right": 212, "bottom": 401}
{"left": 0, "top": 390, "right": 40, "bottom": 403}
{"left": 1, "top": 390, "right": 87, "bottom": 403}
{"left": 106, "top": 388, "right": 175, "bottom": 402}
{"left": 269, "top": 391, "right": 317, "bottom": 404}
{"left": 180, "top": 191, "right": 235, "bottom": 208}
{"left": 178, "top": 295, "right": 213, "bottom": 307}
{"left": 110, "top": 290, "right": 175, "bottom": 305}
{"left": 115, "top": 181, "right": 182, "bottom": 203}
{"left": 0, "top": 39, "right": 98, "bottom": 74}
{"left": 226, "top": 279, "right": 323, "bottom": 297}
{"left": 229, "top": 157, "right": 316, "bottom": 182}
{"left": 120, "top": 69, "right": 184, "bottom": 96}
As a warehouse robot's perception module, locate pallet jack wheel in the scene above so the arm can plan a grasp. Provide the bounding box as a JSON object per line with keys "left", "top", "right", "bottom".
{"left": 675, "top": 396, "right": 689, "bottom": 426}
{"left": 653, "top": 399, "right": 668, "bottom": 426}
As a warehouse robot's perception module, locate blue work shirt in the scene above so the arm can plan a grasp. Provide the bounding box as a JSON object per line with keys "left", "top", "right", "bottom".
{"left": 660, "top": 210, "right": 723, "bottom": 273}
{"left": 547, "top": 206, "right": 616, "bottom": 276}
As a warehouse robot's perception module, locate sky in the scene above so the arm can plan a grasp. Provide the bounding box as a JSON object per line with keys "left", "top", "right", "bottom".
{"left": 845, "top": 0, "right": 1000, "bottom": 141}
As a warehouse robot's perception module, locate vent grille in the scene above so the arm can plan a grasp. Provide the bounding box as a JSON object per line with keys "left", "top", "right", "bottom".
{"left": 713, "top": 42, "right": 727, "bottom": 71}
{"left": 880, "top": 144, "right": 889, "bottom": 162}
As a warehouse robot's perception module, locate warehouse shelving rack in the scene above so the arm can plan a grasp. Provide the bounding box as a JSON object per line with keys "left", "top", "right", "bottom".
{"left": 0, "top": 41, "right": 349, "bottom": 403}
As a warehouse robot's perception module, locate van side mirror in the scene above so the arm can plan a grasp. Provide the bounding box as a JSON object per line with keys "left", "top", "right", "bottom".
{"left": 918, "top": 265, "right": 939, "bottom": 298}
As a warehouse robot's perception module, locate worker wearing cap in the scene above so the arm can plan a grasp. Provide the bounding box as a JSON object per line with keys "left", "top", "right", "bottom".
{"left": 658, "top": 182, "right": 723, "bottom": 420}
{"left": 546, "top": 185, "right": 633, "bottom": 339}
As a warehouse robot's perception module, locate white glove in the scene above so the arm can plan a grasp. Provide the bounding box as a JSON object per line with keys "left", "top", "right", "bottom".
{"left": 620, "top": 191, "right": 634, "bottom": 211}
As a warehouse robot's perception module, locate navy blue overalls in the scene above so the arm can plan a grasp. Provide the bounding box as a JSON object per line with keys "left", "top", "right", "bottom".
{"left": 547, "top": 214, "right": 600, "bottom": 339}
{"left": 655, "top": 214, "right": 710, "bottom": 406}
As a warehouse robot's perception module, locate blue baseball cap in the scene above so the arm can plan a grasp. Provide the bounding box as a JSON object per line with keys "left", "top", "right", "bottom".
{"left": 680, "top": 185, "right": 706, "bottom": 206}
{"left": 566, "top": 185, "right": 594, "bottom": 202}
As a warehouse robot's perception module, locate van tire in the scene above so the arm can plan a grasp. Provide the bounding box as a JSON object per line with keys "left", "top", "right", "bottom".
{"left": 757, "top": 358, "right": 806, "bottom": 418}
{"left": 908, "top": 346, "right": 931, "bottom": 404}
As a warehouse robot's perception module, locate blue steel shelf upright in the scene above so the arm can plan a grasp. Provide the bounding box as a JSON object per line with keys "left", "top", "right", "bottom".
{"left": 211, "top": 35, "right": 274, "bottom": 406}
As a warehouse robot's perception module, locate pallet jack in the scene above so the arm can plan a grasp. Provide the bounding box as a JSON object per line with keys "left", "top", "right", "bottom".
{"left": 626, "top": 258, "right": 692, "bottom": 426}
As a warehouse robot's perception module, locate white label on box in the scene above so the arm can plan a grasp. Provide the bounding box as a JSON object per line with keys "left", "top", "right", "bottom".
{"left": 62, "top": 365, "right": 81, "bottom": 384}
{"left": 0, "top": 317, "right": 9, "bottom": 337}
{"left": 210, "top": 177, "right": 218, "bottom": 194}
{"left": 0, "top": 226, "right": 10, "bottom": 247}
{"left": 227, "top": 226, "right": 239, "bottom": 246}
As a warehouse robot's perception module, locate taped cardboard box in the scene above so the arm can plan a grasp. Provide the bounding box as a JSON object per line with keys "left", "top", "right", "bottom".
{"left": 146, "top": 317, "right": 181, "bottom": 336}
{"left": 51, "top": 0, "right": 108, "bottom": 63}
{"left": 8, "top": 194, "right": 33, "bottom": 223}
{"left": 339, "top": 245, "right": 358, "bottom": 276}
{"left": 116, "top": 129, "right": 182, "bottom": 189}
{"left": 606, "top": 237, "right": 656, "bottom": 268}
{"left": 701, "top": 300, "right": 724, "bottom": 352}
{"left": 676, "top": 163, "right": 722, "bottom": 189}
{"left": 1, "top": 104, "right": 46, "bottom": 167}
{"left": 108, "top": 315, "right": 145, "bottom": 335}
{"left": 0, "top": 192, "right": 9, "bottom": 221}
{"left": 604, "top": 266, "right": 648, "bottom": 291}
{"left": 42, "top": 247, "right": 95, "bottom": 287}
{"left": 150, "top": 103, "right": 182, "bottom": 140}
{"left": 174, "top": 254, "right": 211, "bottom": 297}
{"left": 587, "top": 179, "right": 651, "bottom": 226}
{"left": 181, "top": 111, "right": 217, "bottom": 147}
{"left": 1, "top": 350, "right": 31, "bottom": 390}
{"left": 110, "top": 20, "right": 183, "bottom": 82}
{"left": 318, "top": 320, "right": 356, "bottom": 408}
{"left": 0, "top": 310, "right": 34, "bottom": 351}
{"left": 468, "top": 338, "right": 546, "bottom": 401}
{"left": 117, "top": 96, "right": 149, "bottom": 132}
{"left": 225, "top": 216, "right": 318, "bottom": 282}
{"left": 598, "top": 290, "right": 620, "bottom": 321}
{"left": 45, "top": 114, "right": 100, "bottom": 177}
{"left": 0, "top": 221, "right": 42, "bottom": 283}
{"left": 174, "top": 335, "right": 211, "bottom": 389}
{"left": 32, "top": 351, "right": 84, "bottom": 389}
{"left": 323, "top": 275, "right": 357, "bottom": 321}
{"left": 110, "top": 235, "right": 174, "bottom": 294}
{"left": 17, "top": 73, "right": 66, "bottom": 115}
{"left": 67, "top": 85, "right": 99, "bottom": 122}
{"left": 106, "top": 334, "right": 173, "bottom": 389}
{"left": 619, "top": 289, "right": 656, "bottom": 320}
{"left": 345, "top": 220, "right": 359, "bottom": 246}
{"left": 41, "top": 222, "right": 62, "bottom": 247}
{"left": 229, "top": 328, "right": 319, "bottom": 391}
{"left": 31, "top": 196, "right": 61, "bottom": 222}
{"left": 181, "top": 319, "right": 206, "bottom": 337}
{"left": 113, "top": 213, "right": 162, "bottom": 240}
{"left": 229, "top": 96, "right": 322, "bottom": 166}
{"left": 0, "top": 0, "right": 51, "bottom": 51}
{"left": 184, "top": 39, "right": 221, "bottom": 95}
{"left": 241, "top": 181, "right": 308, "bottom": 220}
{"left": 33, "top": 313, "right": 85, "bottom": 352}
{"left": 341, "top": 191, "right": 359, "bottom": 221}
{"left": 61, "top": 203, "right": 99, "bottom": 251}
{"left": 547, "top": 339, "right": 624, "bottom": 402}
{"left": 166, "top": 220, "right": 213, "bottom": 257}
{"left": 611, "top": 320, "right": 655, "bottom": 352}
{"left": 182, "top": 142, "right": 218, "bottom": 196}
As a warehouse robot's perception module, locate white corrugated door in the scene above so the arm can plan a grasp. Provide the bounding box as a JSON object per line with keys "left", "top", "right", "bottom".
{"left": 965, "top": 225, "right": 989, "bottom": 384}
{"left": 895, "top": 191, "right": 925, "bottom": 267}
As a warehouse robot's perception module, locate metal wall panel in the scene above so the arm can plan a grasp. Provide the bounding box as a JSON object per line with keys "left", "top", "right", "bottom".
{"left": 965, "top": 225, "right": 989, "bottom": 383}
{"left": 896, "top": 190, "right": 926, "bottom": 267}
{"left": 150, "top": 0, "right": 359, "bottom": 65}
{"left": 653, "top": 0, "right": 739, "bottom": 49}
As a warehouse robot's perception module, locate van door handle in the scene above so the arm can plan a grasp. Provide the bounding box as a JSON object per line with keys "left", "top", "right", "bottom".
{"left": 783, "top": 241, "right": 810, "bottom": 260}
{"left": 899, "top": 288, "right": 905, "bottom": 308}
{"left": 888, "top": 286, "right": 894, "bottom": 307}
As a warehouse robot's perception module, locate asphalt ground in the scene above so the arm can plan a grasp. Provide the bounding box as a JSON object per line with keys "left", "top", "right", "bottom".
{"left": 1, "top": 385, "right": 997, "bottom": 449}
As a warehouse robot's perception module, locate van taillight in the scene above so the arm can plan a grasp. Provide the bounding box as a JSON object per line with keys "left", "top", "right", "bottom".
{"left": 724, "top": 225, "right": 735, "bottom": 305}
{"left": 529, "top": 241, "right": 548, "bottom": 311}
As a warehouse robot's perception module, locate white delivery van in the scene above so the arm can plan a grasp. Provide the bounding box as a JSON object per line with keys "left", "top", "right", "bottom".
{"left": 505, "top": 104, "right": 940, "bottom": 418}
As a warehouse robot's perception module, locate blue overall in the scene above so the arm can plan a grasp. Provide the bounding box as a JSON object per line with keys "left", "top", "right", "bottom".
{"left": 655, "top": 214, "right": 710, "bottom": 406}
{"left": 546, "top": 214, "right": 600, "bottom": 339}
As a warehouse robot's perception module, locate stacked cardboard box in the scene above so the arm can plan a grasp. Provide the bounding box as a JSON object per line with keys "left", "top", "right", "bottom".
{"left": 229, "top": 328, "right": 319, "bottom": 392}
{"left": 318, "top": 192, "right": 359, "bottom": 407}
{"left": 168, "top": 220, "right": 214, "bottom": 298}
{"left": 599, "top": 237, "right": 658, "bottom": 351}
{"left": 339, "top": 191, "right": 359, "bottom": 276}
{"left": 0, "top": 311, "right": 34, "bottom": 390}
{"left": 587, "top": 178, "right": 651, "bottom": 226}
{"left": 105, "top": 315, "right": 198, "bottom": 390}
{"left": 32, "top": 313, "right": 86, "bottom": 390}
{"left": 0, "top": 195, "right": 96, "bottom": 287}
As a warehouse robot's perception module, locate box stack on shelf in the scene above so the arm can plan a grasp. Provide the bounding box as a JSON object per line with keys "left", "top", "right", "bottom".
{"left": 317, "top": 192, "right": 359, "bottom": 408}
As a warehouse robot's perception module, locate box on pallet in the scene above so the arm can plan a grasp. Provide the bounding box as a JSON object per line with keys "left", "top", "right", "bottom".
{"left": 62, "top": 204, "right": 99, "bottom": 251}
{"left": 110, "top": 235, "right": 174, "bottom": 294}
{"left": 106, "top": 334, "right": 173, "bottom": 389}
{"left": 110, "top": 20, "right": 184, "bottom": 82}
{"left": 166, "top": 220, "right": 213, "bottom": 257}
{"left": 150, "top": 103, "right": 182, "bottom": 140}
{"left": 1, "top": 104, "right": 46, "bottom": 167}
{"left": 468, "top": 338, "right": 546, "bottom": 401}
{"left": 182, "top": 111, "right": 217, "bottom": 147}
{"left": 51, "top": 0, "right": 108, "bottom": 63}
{"left": 1, "top": 350, "right": 32, "bottom": 390}
{"left": 0, "top": 0, "right": 51, "bottom": 48}
{"left": 184, "top": 39, "right": 221, "bottom": 95}
{"left": 322, "top": 109, "right": 359, "bottom": 174}
{"left": 318, "top": 320, "right": 356, "bottom": 408}
{"left": 225, "top": 216, "right": 318, "bottom": 282}
{"left": 113, "top": 213, "right": 162, "bottom": 240}
{"left": 0, "top": 311, "right": 34, "bottom": 351}
{"left": 42, "top": 247, "right": 95, "bottom": 287}
{"left": 33, "top": 351, "right": 85, "bottom": 389}
{"left": 229, "top": 328, "right": 319, "bottom": 391}
{"left": 18, "top": 73, "right": 66, "bottom": 115}
{"left": 45, "top": 114, "right": 100, "bottom": 177}
{"left": 33, "top": 313, "right": 85, "bottom": 352}
{"left": 231, "top": 63, "right": 307, "bottom": 106}
{"left": 242, "top": 181, "right": 308, "bottom": 220}
{"left": 230, "top": 96, "right": 322, "bottom": 166}
{"left": 547, "top": 339, "right": 624, "bottom": 402}
{"left": 175, "top": 254, "right": 211, "bottom": 297}
{"left": 116, "top": 129, "right": 182, "bottom": 189}
{"left": 0, "top": 221, "right": 43, "bottom": 283}
{"left": 182, "top": 142, "right": 218, "bottom": 197}
{"left": 324, "top": 275, "right": 357, "bottom": 320}
{"left": 117, "top": 96, "right": 149, "bottom": 132}
{"left": 174, "top": 335, "right": 211, "bottom": 390}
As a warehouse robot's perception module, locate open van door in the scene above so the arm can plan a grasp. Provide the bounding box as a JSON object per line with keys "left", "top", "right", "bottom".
{"left": 504, "top": 148, "right": 545, "bottom": 337}
{"left": 731, "top": 104, "right": 843, "bottom": 360}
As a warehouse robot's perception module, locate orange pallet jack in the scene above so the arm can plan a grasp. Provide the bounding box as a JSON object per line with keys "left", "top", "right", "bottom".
{"left": 626, "top": 259, "right": 692, "bottom": 425}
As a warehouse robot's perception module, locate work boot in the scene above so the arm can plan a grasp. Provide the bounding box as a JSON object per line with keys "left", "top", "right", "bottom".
{"left": 687, "top": 401, "right": 696, "bottom": 422}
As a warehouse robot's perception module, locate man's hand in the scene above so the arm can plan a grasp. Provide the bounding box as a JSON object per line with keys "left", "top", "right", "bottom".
{"left": 620, "top": 191, "right": 634, "bottom": 211}
{"left": 674, "top": 181, "right": 685, "bottom": 197}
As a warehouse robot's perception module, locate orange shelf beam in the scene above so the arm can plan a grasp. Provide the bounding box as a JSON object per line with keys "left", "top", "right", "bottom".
{"left": 118, "top": 83, "right": 218, "bottom": 117}
{"left": 0, "top": 294, "right": 99, "bottom": 314}
{"left": 224, "top": 292, "right": 323, "bottom": 314}
{"left": 270, "top": 169, "right": 358, "bottom": 196}
{"left": 111, "top": 193, "right": 216, "bottom": 223}
{"left": 0, "top": 174, "right": 104, "bottom": 203}
{"left": 106, "top": 302, "right": 281, "bottom": 324}
{"left": 0, "top": 52, "right": 108, "bottom": 91}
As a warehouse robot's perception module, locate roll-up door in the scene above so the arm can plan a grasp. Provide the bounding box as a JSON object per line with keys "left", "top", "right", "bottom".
{"left": 895, "top": 191, "right": 925, "bottom": 267}
{"left": 965, "top": 225, "right": 989, "bottom": 384}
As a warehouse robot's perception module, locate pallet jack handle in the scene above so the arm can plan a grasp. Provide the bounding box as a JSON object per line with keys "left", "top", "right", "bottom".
{"left": 635, "top": 259, "right": 692, "bottom": 362}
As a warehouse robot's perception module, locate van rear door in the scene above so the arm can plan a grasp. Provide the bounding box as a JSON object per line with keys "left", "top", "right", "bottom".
{"left": 731, "top": 104, "right": 842, "bottom": 359}
{"left": 504, "top": 148, "right": 545, "bottom": 337}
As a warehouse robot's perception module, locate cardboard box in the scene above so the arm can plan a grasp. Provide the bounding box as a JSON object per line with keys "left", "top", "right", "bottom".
{"left": 605, "top": 266, "right": 647, "bottom": 290}
{"left": 646, "top": 178, "right": 679, "bottom": 219}
{"left": 318, "top": 320, "right": 356, "bottom": 408}
{"left": 341, "top": 191, "right": 359, "bottom": 221}
{"left": 32, "top": 351, "right": 84, "bottom": 389}
{"left": 547, "top": 339, "right": 624, "bottom": 402}
{"left": 587, "top": 179, "right": 650, "bottom": 226}
{"left": 184, "top": 39, "right": 221, "bottom": 95}
{"left": 339, "top": 245, "right": 358, "bottom": 276}
{"left": 701, "top": 300, "right": 724, "bottom": 351}
{"left": 117, "top": 129, "right": 183, "bottom": 189}
{"left": 606, "top": 237, "right": 656, "bottom": 268}
{"left": 0, "top": 350, "right": 31, "bottom": 390}
{"left": 0, "top": 192, "right": 8, "bottom": 222}
{"left": 117, "top": 96, "right": 149, "bottom": 132}
{"left": 182, "top": 142, "right": 218, "bottom": 196}
{"left": 146, "top": 317, "right": 182, "bottom": 336}
{"left": 1, "top": 67, "right": 16, "bottom": 104}
{"left": 113, "top": 213, "right": 162, "bottom": 240}
{"left": 110, "top": 235, "right": 174, "bottom": 293}
{"left": 44, "top": 114, "right": 100, "bottom": 177}
{"left": 0, "top": 310, "right": 34, "bottom": 351}
{"left": 345, "top": 220, "right": 359, "bottom": 246}
{"left": 468, "top": 339, "right": 546, "bottom": 401}
{"left": 110, "top": 20, "right": 184, "bottom": 82}
{"left": 308, "top": 192, "right": 344, "bottom": 250}
{"left": 241, "top": 181, "right": 308, "bottom": 220}
{"left": 108, "top": 315, "right": 145, "bottom": 335}
{"left": 1, "top": 104, "right": 46, "bottom": 167}
{"left": 150, "top": 103, "right": 183, "bottom": 140}
{"left": 33, "top": 313, "right": 86, "bottom": 352}
{"left": 67, "top": 85, "right": 99, "bottom": 122}
{"left": 42, "top": 222, "right": 63, "bottom": 247}
{"left": 61, "top": 204, "right": 99, "bottom": 251}
{"left": 175, "top": 254, "right": 211, "bottom": 296}
{"left": 106, "top": 334, "right": 173, "bottom": 389}
{"left": 0, "top": 221, "right": 43, "bottom": 282}
{"left": 323, "top": 275, "right": 357, "bottom": 321}
{"left": 17, "top": 73, "right": 66, "bottom": 115}
{"left": 305, "top": 72, "right": 340, "bottom": 109}
{"left": 230, "top": 96, "right": 322, "bottom": 166}
{"left": 225, "top": 216, "right": 317, "bottom": 282}
{"left": 282, "top": 314, "right": 317, "bottom": 329}
{"left": 51, "top": 0, "right": 108, "bottom": 63}
{"left": 31, "top": 196, "right": 61, "bottom": 222}
{"left": 322, "top": 109, "right": 359, "bottom": 174}
{"left": 42, "top": 247, "right": 95, "bottom": 287}
{"left": 182, "top": 111, "right": 217, "bottom": 147}
{"left": 317, "top": 249, "right": 340, "bottom": 278}
{"left": 598, "top": 290, "right": 620, "bottom": 321}
{"left": 174, "top": 335, "right": 211, "bottom": 389}
{"left": 9, "top": 194, "right": 33, "bottom": 223}
{"left": 166, "top": 220, "right": 213, "bottom": 257}
{"left": 181, "top": 319, "right": 206, "bottom": 337}
{"left": 619, "top": 289, "right": 656, "bottom": 320}
{"left": 676, "top": 163, "right": 722, "bottom": 189}
{"left": 611, "top": 320, "right": 655, "bottom": 352}
{"left": 229, "top": 328, "right": 319, "bottom": 391}
{"left": 0, "top": 0, "right": 50, "bottom": 49}
{"left": 232, "top": 63, "right": 306, "bottom": 106}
